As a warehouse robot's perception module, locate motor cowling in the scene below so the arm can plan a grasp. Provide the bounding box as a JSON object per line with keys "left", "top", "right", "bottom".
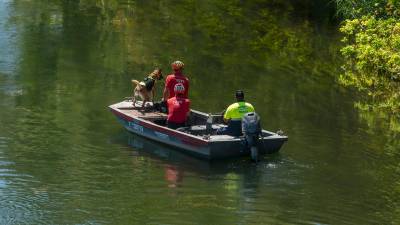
{"left": 242, "top": 112, "right": 261, "bottom": 136}
{"left": 242, "top": 112, "right": 262, "bottom": 162}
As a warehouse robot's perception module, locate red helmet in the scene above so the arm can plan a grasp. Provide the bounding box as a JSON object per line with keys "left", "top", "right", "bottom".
{"left": 171, "top": 60, "right": 184, "bottom": 70}
{"left": 174, "top": 83, "right": 185, "bottom": 94}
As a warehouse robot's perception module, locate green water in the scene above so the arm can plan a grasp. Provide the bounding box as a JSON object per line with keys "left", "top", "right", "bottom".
{"left": 0, "top": 0, "right": 399, "bottom": 224}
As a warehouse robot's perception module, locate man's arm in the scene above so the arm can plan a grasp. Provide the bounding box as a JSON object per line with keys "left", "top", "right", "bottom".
{"left": 250, "top": 105, "right": 255, "bottom": 112}
{"left": 247, "top": 103, "right": 255, "bottom": 112}
{"left": 186, "top": 78, "right": 189, "bottom": 97}
{"left": 223, "top": 106, "right": 230, "bottom": 124}
{"left": 162, "top": 88, "right": 169, "bottom": 101}
{"left": 184, "top": 101, "right": 191, "bottom": 126}
{"left": 223, "top": 118, "right": 230, "bottom": 124}
{"left": 162, "top": 76, "right": 170, "bottom": 101}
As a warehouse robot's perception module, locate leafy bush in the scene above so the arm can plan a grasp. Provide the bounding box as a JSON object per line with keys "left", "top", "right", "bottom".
{"left": 338, "top": 1, "right": 400, "bottom": 114}
{"left": 336, "top": 0, "right": 400, "bottom": 19}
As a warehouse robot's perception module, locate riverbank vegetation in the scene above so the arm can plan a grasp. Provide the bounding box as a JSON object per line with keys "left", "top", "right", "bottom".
{"left": 337, "top": 0, "right": 400, "bottom": 114}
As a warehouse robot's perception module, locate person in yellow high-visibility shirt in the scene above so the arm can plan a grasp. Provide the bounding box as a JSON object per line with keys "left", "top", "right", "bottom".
{"left": 217, "top": 90, "right": 255, "bottom": 136}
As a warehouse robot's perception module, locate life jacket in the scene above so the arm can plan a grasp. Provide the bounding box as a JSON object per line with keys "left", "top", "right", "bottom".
{"left": 142, "top": 77, "right": 155, "bottom": 91}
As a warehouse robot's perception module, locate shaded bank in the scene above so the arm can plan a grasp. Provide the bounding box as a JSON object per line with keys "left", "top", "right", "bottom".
{"left": 337, "top": 0, "right": 400, "bottom": 133}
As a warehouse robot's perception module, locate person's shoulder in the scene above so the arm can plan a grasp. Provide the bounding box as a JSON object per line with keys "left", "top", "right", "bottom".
{"left": 245, "top": 102, "right": 255, "bottom": 110}
{"left": 245, "top": 102, "right": 254, "bottom": 107}
{"left": 166, "top": 74, "right": 175, "bottom": 80}
{"left": 224, "top": 103, "right": 237, "bottom": 118}
{"left": 229, "top": 102, "right": 239, "bottom": 107}
{"left": 178, "top": 73, "right": 189, "bottom": 80}
{"left": 227, "top": 102, "right": 238, "bottom": 110}
{"left": 165, "top": 74, "right": 174, "bottom": 85}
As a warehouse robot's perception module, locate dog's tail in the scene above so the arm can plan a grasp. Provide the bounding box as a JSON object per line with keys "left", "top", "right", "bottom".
{"left": 131, "top": 79, "right": 141, "bottom": 87}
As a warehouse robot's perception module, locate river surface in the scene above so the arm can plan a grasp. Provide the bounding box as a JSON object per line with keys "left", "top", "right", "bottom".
{"left": 0, "top": 1, "right": 399, "bottom": 224}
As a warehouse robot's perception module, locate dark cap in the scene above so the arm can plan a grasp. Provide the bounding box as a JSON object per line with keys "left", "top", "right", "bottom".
{"left": 235, "top": 90, "right": 244, "bottom": 99}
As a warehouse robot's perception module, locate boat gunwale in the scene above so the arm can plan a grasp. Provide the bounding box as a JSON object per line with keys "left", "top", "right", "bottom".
{"left": 109, "top": 101, "right": 288, "bottom": 144}
{"left": 109, "top": 103, "right": 210, "bottom": 146}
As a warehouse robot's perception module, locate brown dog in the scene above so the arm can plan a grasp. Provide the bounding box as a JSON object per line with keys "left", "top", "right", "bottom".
{"left": 131, "top": 68, "right": 163, "bottom": 108}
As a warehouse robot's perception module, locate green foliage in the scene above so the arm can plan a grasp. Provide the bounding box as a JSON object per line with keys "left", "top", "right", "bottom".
{"left": 338, "top": 0, "right": 400, "bottom": 121}
{"left": 336, "top": 0, "right": 400, "bottom": 19}
{"left": 340, "top": 16, "right": 400, "bottom": 113}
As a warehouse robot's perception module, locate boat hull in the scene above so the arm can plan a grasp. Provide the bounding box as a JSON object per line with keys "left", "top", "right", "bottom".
{"left": 115, "top": 115, "right": 212, "bottom": 159}
{"left": 110, "top": 101, "right": 288, "bottom": 160}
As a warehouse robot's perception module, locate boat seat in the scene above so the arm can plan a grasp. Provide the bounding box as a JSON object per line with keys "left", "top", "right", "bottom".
{"left": 190, "top": 124, "right": 225, "bottom": 131}
{"left": 177, "top": 124, "right": 225, "bottom": 136}
{"left": 176, "top": 127, "right": 190, "bottom": 132}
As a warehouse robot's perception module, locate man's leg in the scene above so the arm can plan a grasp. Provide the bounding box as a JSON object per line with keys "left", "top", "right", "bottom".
{"left": 216, "top": 126, "right": 229, "bottom": 135}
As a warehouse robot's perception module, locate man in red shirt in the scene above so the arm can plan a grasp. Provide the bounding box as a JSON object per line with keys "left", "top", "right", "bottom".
{"left": 167, "top": 83, "right": 191, "bottom": 129}
{"left": 162, "top": 60, "right": 189, "bottom": 100}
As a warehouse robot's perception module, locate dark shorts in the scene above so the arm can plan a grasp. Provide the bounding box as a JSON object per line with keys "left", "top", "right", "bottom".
{"left": 216, "top": 120, "right": 242, "bottom": 136}
{"left": 167, "top": 121, "right": 185, "bottom": 129}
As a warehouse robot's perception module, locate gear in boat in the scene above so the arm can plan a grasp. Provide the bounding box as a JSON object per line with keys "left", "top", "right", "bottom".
{"left": 146, "top": 102, "right": 270, "bottom": 161}
{"left": 109, "top": 100, "right": 287, "bottom": 161}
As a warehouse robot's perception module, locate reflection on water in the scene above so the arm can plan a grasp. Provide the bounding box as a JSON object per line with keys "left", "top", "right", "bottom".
{"left": 164, "top": 165, "right": 182, "bottom": 188}
{"left": 0, "top": 137, "right": 46, "bottom": 225}
{"left": 126, "top": 131, "right": 285, "bottom": 173}
{"left": 0, "top": 0, "right": 18, "bottom": 76}
{"left": 124, "top": 132, "right": 310, "bottom": 223}
{"left": 127, "top": 132, "right": 216, "bottom": 171}
{"left": 0, "top": 0, "right": 399, "bottom": 224}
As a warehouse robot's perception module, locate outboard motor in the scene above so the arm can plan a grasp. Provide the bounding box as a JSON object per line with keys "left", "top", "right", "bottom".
{"left": 242, "top": 112, "right": 262, "bottom": 162}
